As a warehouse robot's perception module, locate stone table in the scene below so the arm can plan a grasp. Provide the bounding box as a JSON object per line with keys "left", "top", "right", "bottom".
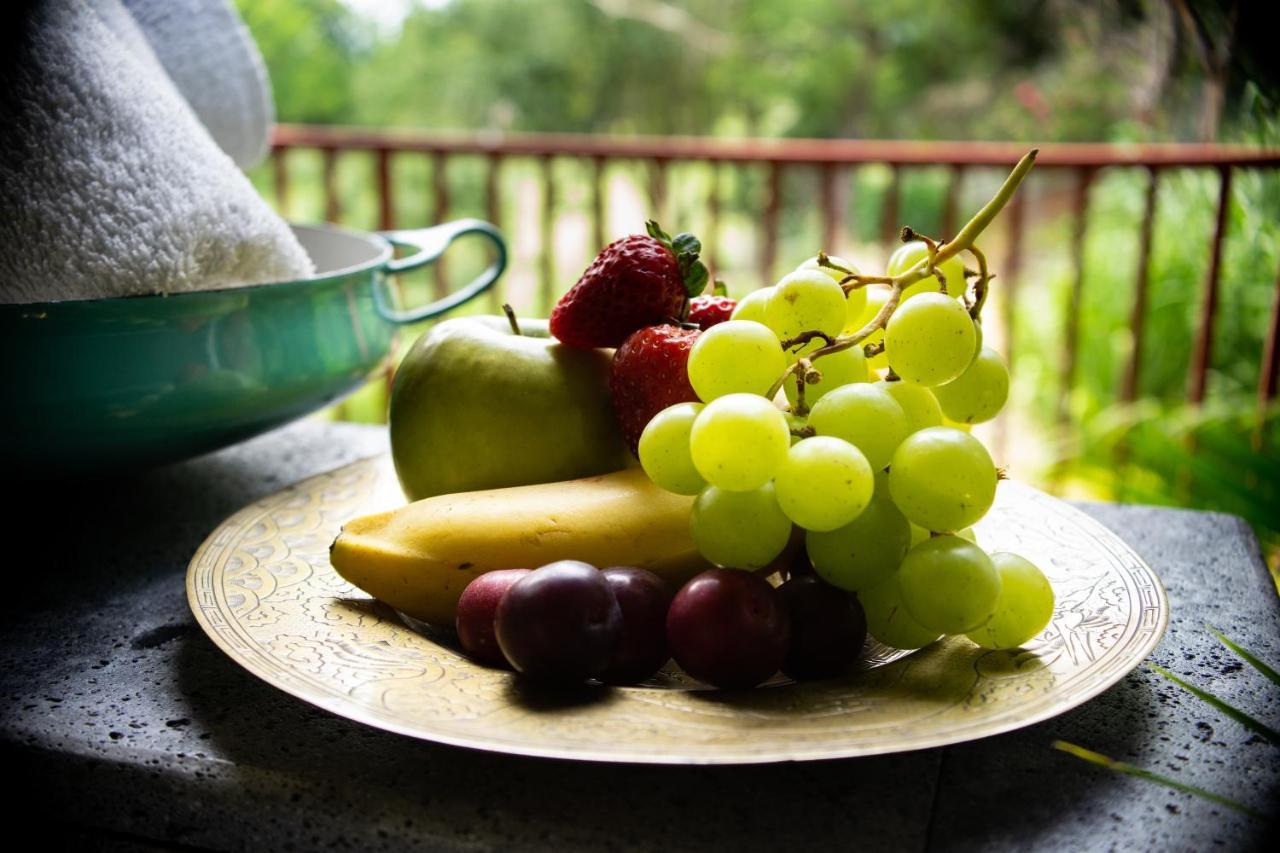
{"left": 2, "top": 420, "right": 1276, "bottom": 851}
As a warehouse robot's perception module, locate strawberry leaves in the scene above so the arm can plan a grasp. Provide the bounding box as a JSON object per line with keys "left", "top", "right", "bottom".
{"left": 646, "top": 219, "right": 709, "bottom": 298}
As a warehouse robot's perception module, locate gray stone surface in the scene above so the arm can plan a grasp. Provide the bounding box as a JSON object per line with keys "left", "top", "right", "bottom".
{"left": 1, "top": 420, "right": 1276, "bottom": 852}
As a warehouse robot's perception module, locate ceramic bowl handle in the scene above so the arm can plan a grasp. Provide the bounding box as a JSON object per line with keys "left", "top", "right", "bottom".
{"left": 373, "top": 219, "right": 506, "bottom": 324}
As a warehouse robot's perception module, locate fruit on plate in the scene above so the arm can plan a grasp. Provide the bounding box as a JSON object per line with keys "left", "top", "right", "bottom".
{"left": 455, "top": 568, "right": 530, "bottom": 667}
{"left": 965, "top": 553, "right": 1055, "bottom": 650}
{"left": 666, "top": 568, "right": 790, "bottom": 689}
{"left": 550, "top": 220, "right": 709, "bottom": 348}
{"left": 686, "top": 294, "right": 737, "bottom": 330}
{"left": 777, "top": 574, "right": 867, "bottom": 680}
{"left": 628, "top": 152, "right": 1057, "bottom": 655}
{"left": 389, "top": 315, "right": 630, "bottom": 501}
{"left": 609, "top": 324, "right": 700, "bottom": 453}
{"left": 495, "top": 561, "right": 623, "bottom": 683}
{"left": 599, "top": 567, "right": 674, "bottom": 684}
{"left": 329, "top": 467, "right": 708, "bottom": 626}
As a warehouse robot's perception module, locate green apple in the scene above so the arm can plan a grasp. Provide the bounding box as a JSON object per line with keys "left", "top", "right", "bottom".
{"left": 389, "top": 315, "right": 631, "bottom": 500}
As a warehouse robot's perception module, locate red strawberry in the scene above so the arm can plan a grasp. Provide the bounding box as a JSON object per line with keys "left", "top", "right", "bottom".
{"left": 687, "top": 295, "right": 737, "bottom": 330}
{"left": 551, "top": 221, "right": 709, "bottom": 349}
{"left": 610, "top": 324, "right": 701, "bottom": 454}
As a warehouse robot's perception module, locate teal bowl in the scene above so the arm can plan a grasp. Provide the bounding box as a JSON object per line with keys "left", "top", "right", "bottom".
{"left": 0, "top": 220, "right": 505, "bottom": 475}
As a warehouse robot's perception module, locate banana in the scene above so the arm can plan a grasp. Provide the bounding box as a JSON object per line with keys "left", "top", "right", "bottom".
{"left": 330, "top": 467, "right": 709, "bottom": 626}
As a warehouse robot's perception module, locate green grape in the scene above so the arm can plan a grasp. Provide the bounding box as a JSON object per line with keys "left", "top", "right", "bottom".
{"left": 773, "top": 436, "right": 874, "bottom": 531}
{"left": 689, "top": 393, "right": 790, "bottom": 491}
{"left": 687, "top": 320, "right": 787, "bottom": 401}
{"left": 764, "top": 269, "right": 848, "bottom": 343}
{"left": 638, "top": 402, "right": 705, "bottom": 495}
{"left": 797, "top": 254, "right": 866, "bottom": 323}
{"left": 730, "top": 287, "right": 774, "bottom": 324}
{"left": 942, "top": 415, "right": 972, "bottom": 433}
{"left": 888, "top": 427, "right": 997, "bottom": 532}
{"left": 784, "top": 411, "right": 808, "bottom": 446}
{"left": 886, "top": 241, "right": 966, "bottom": 302}
{"left": 874, "top": 379, "right": 942, "bottom": 434}
{"left": 784, "top": 346, "right": 868, "bottom": 408}
{"left": 691, "top": 482, "right": 792, "bottom": 569}
{"left": 859, "top": 571, "right": 942, "bottom": 650}
{"left": 957, "top": 527, "right": 977, "bottom": 542}
{"left": 933, "top": 346, "right": 1009, "bottom": 424}
{"left": 966, "top": 553, "right": 1055, "bottom": 649}
{"left": 898, "top": 535, "right": 1000, "bottom": 634}
{"left": 807, "top": 488, "right": 911, "bottom": 591}
{"left": 884, "top": 292, "right": 977, "bottom": 386}
{"left": 808, "top": 384, "right": 908, "bottom": 470}
{"left": 970, "top": 320, "right": 984, "bottom": 366}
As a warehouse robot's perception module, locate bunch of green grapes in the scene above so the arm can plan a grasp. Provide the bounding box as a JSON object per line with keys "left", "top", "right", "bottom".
{"left": 639, "top": 249, "right": 1053, "bottom": 652}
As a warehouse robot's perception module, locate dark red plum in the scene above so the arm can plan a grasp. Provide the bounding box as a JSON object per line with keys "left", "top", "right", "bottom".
{"left": 455, "top": 569, "right": 531, "bottom": 667}
{"left": 599, "top": 567, "right": 673, "bottom": 684}
{"left": 777, "top": 575, "right": 867, "bottom": 679}
{"left": 666, "top": 568, "right": 790, "bottom": 689}
{"left": 494, "top": 560, "right": 622, "bottom": 683}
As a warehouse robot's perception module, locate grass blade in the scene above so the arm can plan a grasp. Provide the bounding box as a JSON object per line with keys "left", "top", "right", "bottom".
{"left": 1148, "top": 663, "right": 1280, "bottom": 747}
{"left": 1209, "top": 626, "right": 1280, "bottom": 687}
{"left": 1052, "top": 740, "right": 1261, "bottom": 818}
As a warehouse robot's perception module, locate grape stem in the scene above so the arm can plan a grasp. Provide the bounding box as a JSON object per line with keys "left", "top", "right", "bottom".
{"left": 769, "top": 149, "right": 1037, "bottom": 401}
{"left": 779, "top": 330, "right": 837, "bottom": 351}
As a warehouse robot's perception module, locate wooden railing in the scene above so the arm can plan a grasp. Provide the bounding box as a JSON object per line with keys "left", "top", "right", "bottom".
{"left": 269, "top": 124, "right": 1280, "bottom": 435}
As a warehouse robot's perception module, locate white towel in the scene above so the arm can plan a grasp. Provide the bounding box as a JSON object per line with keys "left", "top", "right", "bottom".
{"left": 121, "top": 0, "right": 274, "bottom": 168}
{"left": 0, "top": 0, "right": 314, "bottom": 305}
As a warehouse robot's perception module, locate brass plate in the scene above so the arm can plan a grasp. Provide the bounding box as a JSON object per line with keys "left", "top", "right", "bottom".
{"left": 187, "top": 455, "right": 1169, "bottom": 764}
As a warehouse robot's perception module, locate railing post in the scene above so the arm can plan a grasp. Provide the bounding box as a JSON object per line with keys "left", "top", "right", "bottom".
{"left": 376, "top": 148, "right": 394, "bottom": 231}
{"left": 880, "top": 165, "right": 901, "bottom": 248}
{"left": 820, "top": 163, "right": 844, "bottom": 252}
{"left": 1121, "top": 167, "right": 1160, "bottom": 404}
{"left": 432, "top": 151, "right": 451, "bottom": 299}
{"left": 761, "top": 161, "right": 781, "bottom": 284}
{"left": 271, "top": 146, "right": 289, "bottom": 217}
{"left": 648, "top": 158, "right": 668, "bottom": 224}
{"left": 995, "top": 177, "right": 1027, "bottom": 460}
{"left": 1257, "top": 264, "right": 1280, "bottom": 451}
{"left": 943, "top": 164, "right": 963, "bottom": 238}
{"left": 484, "top": 152, "right": 504, "bottom": 311}
{"left": 321, "top": 147, "right": 340, "bottom": 223}
{"left": 540, "top": 155, "right": 556, "bottom": 315}
{"left": 706, "top": 161, "right": 721, "bottom": 276}
{"left": 1187, "top": 165, "right": 1233, "bottom": 405}
{"left": 591, "top": 156, "right": 607, "bottom": 254}
{"left": 1058, "top": 167, "right": 1095, "bottom": 426}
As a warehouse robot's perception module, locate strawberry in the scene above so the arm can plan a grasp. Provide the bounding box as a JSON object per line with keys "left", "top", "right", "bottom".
{"left": 610, "top": 324, "right": 701, "bottom": 454}
{"left": 551, "top": 221, "right": 709, "bottom": 348}
{"left": 687, "top": 294, "right": 737, "bottom": 330}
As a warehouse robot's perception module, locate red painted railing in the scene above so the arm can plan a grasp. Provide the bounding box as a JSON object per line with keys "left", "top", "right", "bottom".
{"left": 268, "top": 124, "right": 1280, "bottom": 434}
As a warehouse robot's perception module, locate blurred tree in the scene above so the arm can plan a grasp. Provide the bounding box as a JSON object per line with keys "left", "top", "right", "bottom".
{"left": 236, "top": 0, "right": 1276, "bottom": 144}
{"left": 236, "top": 0, "right": 372, "bottom": 124}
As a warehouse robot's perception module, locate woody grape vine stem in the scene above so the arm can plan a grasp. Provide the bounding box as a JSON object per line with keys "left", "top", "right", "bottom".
{"left": 765, "top": 149, "right": 1038, "bottom": 402}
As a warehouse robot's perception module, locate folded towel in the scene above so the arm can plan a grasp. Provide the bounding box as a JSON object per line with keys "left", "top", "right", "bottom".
{"left": 121, "top": 0, "right": 274, "bottom": 168}
{"left": 0, "top": 0, "right": 314, "bottom": 306}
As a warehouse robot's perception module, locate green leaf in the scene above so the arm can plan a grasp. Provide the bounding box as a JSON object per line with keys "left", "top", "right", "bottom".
{"left": 1148, "top": 663, "right": 1280, "bottom": 746}
{"left": 713, "top": 279, "right": 728, "bottom": 297}
{"left": 680, "top": 258, "right": 709, "bottom": 297}
{"left": 671, "top": 232, "right": 702, "bottom": 256}
{"left": 1052, "top": 741, "right": 1261, "bottom": 818}
{"left": 1209, "top": 627, "right": 1280, "bottom": 687}
{"left": 644, "top": 219, "right": 672, "bottom": 247}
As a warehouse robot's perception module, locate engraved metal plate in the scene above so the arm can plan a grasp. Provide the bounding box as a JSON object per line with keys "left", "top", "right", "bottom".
{"left": 187, "top": 455, "right": 1169, "bottom": 764}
